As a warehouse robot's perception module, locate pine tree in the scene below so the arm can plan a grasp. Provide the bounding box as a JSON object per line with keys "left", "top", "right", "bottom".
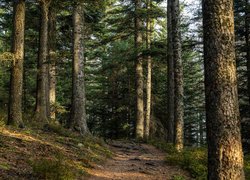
{"left": 167, "top": 0, "right": 175, "bottom": 143}
{"left": 134, "top": 0, "right": 144, "bottom": 139}
{"left": 173, "top": 0, "right": 184, "bottom": 151}
{"left": 145, "top": 0, "right": 152, "bottom": 140}
{"left": 70, "top": 1, "right": 90, "bottom": 135}
{"left": 245, "top": 0, "right": 250, "bottom": 108}
{"left": 48, "top": 3, "right": 57, "bottom": 120}
{"left": 203, "top": 0, "right": 245, "bottom": 178}
{"left": 35, "top": 0, "right": 51, "bottom": 122}
{"left": 8, "top": 0, "right": 25, "bottom": 127}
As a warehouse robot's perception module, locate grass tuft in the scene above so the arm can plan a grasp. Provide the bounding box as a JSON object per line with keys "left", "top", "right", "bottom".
{"left": 149, "top": 139, "right": 207, "bottom": 180}
{"left": 30, "top": 153, "right": 76, "bottom": 180}
{"left": 245, "top": 154, "right": 250, "bottom": 179}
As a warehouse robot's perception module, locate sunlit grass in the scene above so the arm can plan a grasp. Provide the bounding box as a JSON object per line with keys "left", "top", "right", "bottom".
{"left": 150, "top": 139, "right": 250, "bottom": 180}
{"left": 0, "top": 121, "right": 111, "bottom": 179}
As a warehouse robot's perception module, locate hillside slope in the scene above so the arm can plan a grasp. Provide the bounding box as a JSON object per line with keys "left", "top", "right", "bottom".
{"left": 0, "top": 124, "right": 111, "bottom": 179}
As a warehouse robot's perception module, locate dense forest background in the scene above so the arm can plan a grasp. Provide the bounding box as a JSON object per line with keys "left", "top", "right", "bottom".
{"left": 0, "top": 0, "right": 249, "bottom": 179}
{"left": 0, "top": 0, "right": 249, "bottom": 147}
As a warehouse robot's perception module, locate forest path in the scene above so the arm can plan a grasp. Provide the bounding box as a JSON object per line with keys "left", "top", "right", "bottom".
{"left": 86, "top": 140, "right": 190, "bottom": 180}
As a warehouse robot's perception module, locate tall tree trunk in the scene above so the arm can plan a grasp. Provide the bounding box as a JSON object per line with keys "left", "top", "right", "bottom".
{"left": 35, "top": 0, "right": 50, "bottom": 122}
{"left": 7, "top": 0, "right": 25, "bottom": 127}
{"left": 145, "top": 0, "right": 152, "bottom": 140}
{"left": 48, "top": 5, "right": 57, "bottom": 120}
{"left": 203, "top": 0, "right": 245, "bottom": 179}
{"left": 167, "top": 0, "right": 175, "bottom": 143}
{"left": 246, "top": 0, "right": 250, "bottom": 108}
{"left": 135, "top": 0, "right": 144, "bottom": 139}
{"left": 173, "top": 0, "right": 184, "bottom": 152}
{"left": 70, "top": 1, "right": 89, "bottom": 135}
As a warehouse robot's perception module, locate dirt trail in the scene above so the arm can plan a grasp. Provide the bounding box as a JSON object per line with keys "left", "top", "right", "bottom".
{"left": 87, "top": 141, "right": 190, "bottom": 180}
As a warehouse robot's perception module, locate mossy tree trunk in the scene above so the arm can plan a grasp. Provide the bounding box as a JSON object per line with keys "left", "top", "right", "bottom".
{"left": 203, "top": 0, "right": 245, "bottom": 179}
{"left": 35, "top": 0, "right": 51, "bottom": 123}
{"left": 70, "top": 1, "right": 90, "bottom": 135}
{"left": 8, "top": 0, "right": 25, "bottom": 127}
{"left": 134, "top": 0, "right": 144, "bottom": 139}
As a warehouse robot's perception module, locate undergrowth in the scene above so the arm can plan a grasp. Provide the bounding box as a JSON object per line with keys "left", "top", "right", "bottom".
{"left": 245, "top": 154, "right": 250, "bottom": 179}
{"left": 30, "top": 153, "right": 76, "bottom": 180}
{"left": 0, "top": 118, "right": 112, "bottom": 179}
{"left": 150, "top": 140, "right": 250, "bottom": 180}
{"left": 149, "top": 139, "right": 207, "bottom": 180}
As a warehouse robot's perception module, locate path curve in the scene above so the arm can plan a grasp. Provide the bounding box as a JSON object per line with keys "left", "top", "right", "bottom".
{"left": 86, "top": 141, "right": 190, "bottom": 180}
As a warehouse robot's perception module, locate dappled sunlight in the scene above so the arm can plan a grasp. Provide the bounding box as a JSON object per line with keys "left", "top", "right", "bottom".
{"left": 0, "top": 127, "right": 68, "bottom": 152}
{"left": 0, "top": 126, "right": 111, "bottom": 179}
{"left": 1, "top": 128, "right": 43, "bottom": 143}
{"left": 86, "top": 141, "right": 190, "bottom": 180}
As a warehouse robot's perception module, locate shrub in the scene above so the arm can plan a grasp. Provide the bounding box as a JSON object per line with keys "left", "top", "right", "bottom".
{"left": 43, "top": 123, "right": 73, "bottom": 137}
{"left": 245, "top": 154, "right": 250, "bottom": 179}
{"left": 181, "top": 148, "right": 207, "bottom": 179}
{"left": 165, "top": 148, "right": 207, "bottom": 179}
{"left": 173, "top": 175, "right": 186, "bottom": 180}
{"left": 149, "top": 139, "right": 177, "bottom": 154}
{"left": 30, "top": 154, "right": 75, "bottom": 180}
{"left": 150, "top": 140, "right": 207, "bottom": 180}
{"left": 0, "top": 163, "right": 10, "bottom": 170}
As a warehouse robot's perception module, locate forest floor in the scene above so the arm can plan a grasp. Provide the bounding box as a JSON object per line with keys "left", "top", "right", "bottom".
{"left": 86, "top": 140, "right": 190, "bottom": 180}
{"left": 0, "top": 124, "right": 111, "bottom": 179}
{"left": 0, "top": 122, "right": 190, "bottom": 179}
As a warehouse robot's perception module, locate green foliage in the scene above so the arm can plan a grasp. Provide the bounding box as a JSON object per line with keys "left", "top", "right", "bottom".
{"left": 30, "top": 154, "right": 76, "bottom": 180}
{"left": 51, "top": 102, "right": 69, "bottom": 115}
{"left": 0, "top": 162, "right": 10, "bottom": 170}
{"left": 150, "top": 140, "right": 207, "bottom": 179}
{"left": 182, "top": 149, "right": 207, "bottom": 179}
{"left": 149, "top": 139, "right": 177, "bottom": 154}
{"left": 151, "top": 141, "right": 207, "bottom": 179}
{"left": 0, "top": 52, "right": 13, "bottom": 65}
{"left": 245, "top": 154, "right": 250, "bottom": 179}
{"left": 166, "top": 148, "right": 207, "bottom": 179}
{"left": 173, "top": 175, "right": 186, "bottom": 180}
{"left": 48, "top": 102, "right": 69, "bottom": 125}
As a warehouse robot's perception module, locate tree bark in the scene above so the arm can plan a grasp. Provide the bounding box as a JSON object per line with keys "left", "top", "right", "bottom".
{"left": 8, "top": 0, "right": 25, "bottom": 127}
{"left": 246, "top": 0, "right": 250, "bottom": 108}
{"left": 203, "top": 0, "right": 245, "bottom": 179}
{"left": 35, "top": 0, "right": 50, "bottom": 122}
{"left": 173, "top": 0, "right": 184, "bottom": 152}
{"left": 134, "top": 0, "right": 144, "bottom": 139}
{"left": 70, "top": 1, "right": 90, "bottom": 135}
{"left": 145, "top": 0, "right": 152, "bottom": 140}
{"left": 167, "top": 0, "right": 175, "bottom": 143}
{"left": 48, "top": 5, "right": 57, "bottom": 120}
